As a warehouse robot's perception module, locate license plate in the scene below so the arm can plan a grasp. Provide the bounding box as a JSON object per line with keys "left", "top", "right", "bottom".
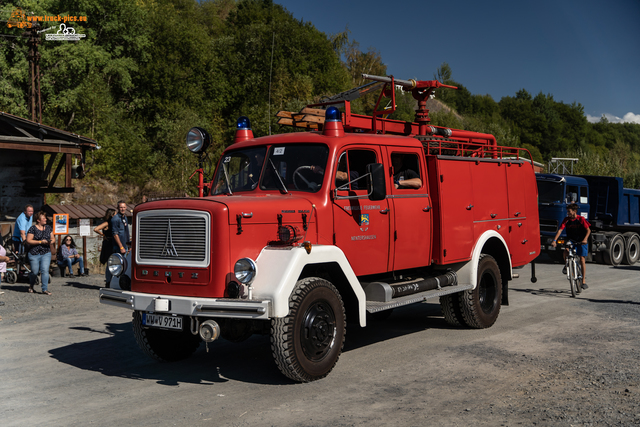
{"left": 142, "top": 313, "right": 183, "bottom": 330}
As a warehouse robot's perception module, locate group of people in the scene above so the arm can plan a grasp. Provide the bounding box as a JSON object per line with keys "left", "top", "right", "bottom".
{"left": 2, "top": 201, "right": 130, "bottom": 294}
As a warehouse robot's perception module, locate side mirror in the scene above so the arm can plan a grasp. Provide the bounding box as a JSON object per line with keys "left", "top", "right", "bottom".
{"left": 367, "top": 163, "right": 386, "bottom": 201}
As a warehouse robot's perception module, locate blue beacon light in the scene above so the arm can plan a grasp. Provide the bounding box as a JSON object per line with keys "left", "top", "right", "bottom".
{"left": 325, "top": 107, "right": 341, "bottom": 122}
{"left": 236, "top": 116, "right": 251, "bottom": 130}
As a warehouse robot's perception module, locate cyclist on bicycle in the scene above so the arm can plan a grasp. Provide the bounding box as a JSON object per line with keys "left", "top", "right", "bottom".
{"left": 551, "top": 203, "right": 591, "bottom": 290}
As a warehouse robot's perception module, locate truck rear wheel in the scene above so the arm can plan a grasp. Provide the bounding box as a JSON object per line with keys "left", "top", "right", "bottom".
{"left": 271, "top": 278, "right": 346, "bottom": 382}
{"left": 459, "top": 255, "right": 502, "bottom": 329}
{"left": 622, "top": 233, "right": 640, "bottom": 265}
{"left": 603, "top": 234, "right": 624, "bottom": 266}
{"left": 132, "top": 311, "right": 201, "bottom": 362}
{"left": 440, "top": 293, "right": 467, "bottom": 327}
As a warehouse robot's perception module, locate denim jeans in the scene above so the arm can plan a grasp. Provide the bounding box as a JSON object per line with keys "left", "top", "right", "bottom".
{"left": 28, "top": 252, "right": 51, "bottom": 292}
{"left": 60, "top": 256, "right": 84, "bottom": 276}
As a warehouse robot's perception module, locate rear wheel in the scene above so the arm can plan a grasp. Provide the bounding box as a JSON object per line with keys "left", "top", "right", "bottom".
{"left": 622, "top": 233, "right": 640, "bottom": 265}
{"left": 271, "top": 277, "right": 345, "bottom": 382}
{"left": 132, "top": 311, "right": 201, "bottom": 362}
{"left": 459, "top": 255, "right": 502, "bottom": 329}
{"left": 602, "top": 234, "right": 624, "bottom": 266}
{"left": 440, "top": 293, "right": 467, "bottom": 327}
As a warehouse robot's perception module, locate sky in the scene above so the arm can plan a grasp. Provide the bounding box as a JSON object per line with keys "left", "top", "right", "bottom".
{"left": 275, "top": 0, "right": 640, "bottom": 124}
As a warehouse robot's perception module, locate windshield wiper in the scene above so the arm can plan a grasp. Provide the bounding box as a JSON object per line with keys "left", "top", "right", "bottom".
{"left": 269, "top": 159, "right": 288, "bottom": 194}
{"left": 221, "top": 162, "right": 233, "bottom": 195}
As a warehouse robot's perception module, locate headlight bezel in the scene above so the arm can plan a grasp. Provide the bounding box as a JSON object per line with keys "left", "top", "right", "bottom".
{"left": 234, "top": 257, "right": 257, "bottom": 285}
{"left": 107, "top": 253, "right": 127, "bottom": 277}
{"left": 186, "top": 127, "right": 211, "bottom": 154}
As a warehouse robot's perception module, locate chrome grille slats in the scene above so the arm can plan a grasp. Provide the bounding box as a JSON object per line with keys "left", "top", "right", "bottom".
{"left": 136, "top": 210, "right": 210, "bottom": 267}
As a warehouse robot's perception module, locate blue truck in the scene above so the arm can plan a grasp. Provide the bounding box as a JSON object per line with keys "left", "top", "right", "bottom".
{"left": 537, "top": 174, "right": 640, "bottom": 265}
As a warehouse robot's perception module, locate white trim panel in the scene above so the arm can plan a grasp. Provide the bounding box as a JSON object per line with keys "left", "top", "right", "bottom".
{"left": 252, "top": 245, "right": 367, "bottom": 326}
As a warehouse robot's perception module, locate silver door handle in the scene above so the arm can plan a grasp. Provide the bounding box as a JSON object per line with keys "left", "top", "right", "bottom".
{"left": 380, "top": 209, "right": 389, "bottom": 214}
{"left": 423, "top": 206, "right": 431, "bottom": 212}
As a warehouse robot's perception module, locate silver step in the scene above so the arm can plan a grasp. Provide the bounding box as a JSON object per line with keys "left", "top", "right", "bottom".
{"left": 366, "top": 284, "right": 474, "bottom": 313}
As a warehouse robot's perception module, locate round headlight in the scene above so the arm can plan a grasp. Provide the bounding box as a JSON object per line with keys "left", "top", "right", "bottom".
{"left": 107, "top": 253, "right": 126, "bottom": 277}
{"left": 186, "top": 127, "right": 211, "bottom": 154}
{"left": 234, "top": 258, "right": 257, "bottom": 285}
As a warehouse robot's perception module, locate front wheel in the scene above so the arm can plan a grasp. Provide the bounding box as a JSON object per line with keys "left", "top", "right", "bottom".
{"left": 459, "top": 255, "right": 502, "bottom": 329}
{"left": 569, "top": 259, "right": 580, "bottom": 297}
{"left": 5, "top": 270, "right": 17, "bottom": 284}
{"left": 132, "top": 311, "right": 201, "bottom": 362}
{"left": 271, "top": 277, "right": 346, "bottom": 382}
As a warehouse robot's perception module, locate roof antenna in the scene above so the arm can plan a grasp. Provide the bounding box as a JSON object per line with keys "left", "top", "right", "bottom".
{"left": 268, "top": 32, "right": 275, "bottom": 135}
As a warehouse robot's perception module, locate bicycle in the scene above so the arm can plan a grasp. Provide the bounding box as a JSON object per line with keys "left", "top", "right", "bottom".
{"left": 560, "top": 239, "right": 582, "bottom": 297}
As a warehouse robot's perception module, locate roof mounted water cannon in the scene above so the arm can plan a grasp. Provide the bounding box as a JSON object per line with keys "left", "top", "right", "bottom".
{"left": 362, "top": 74, "right": 458, "bottom": 136}
{"left": 361, "top": 74, "right": 458, "bottom": 92}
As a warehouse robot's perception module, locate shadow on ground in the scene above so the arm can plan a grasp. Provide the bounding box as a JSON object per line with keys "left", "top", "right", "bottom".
{"left": 48, "top": 302, "right": 457, "bottom": 386}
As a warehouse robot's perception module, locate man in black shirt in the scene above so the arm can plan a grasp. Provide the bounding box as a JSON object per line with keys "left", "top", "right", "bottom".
{"left": 392, "top": 155, "right": 422, "bottom": 189}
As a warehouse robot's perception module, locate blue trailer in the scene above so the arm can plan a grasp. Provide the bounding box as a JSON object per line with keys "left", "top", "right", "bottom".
{"left": 537, "top": 173, "right": 640, "bottom": 265}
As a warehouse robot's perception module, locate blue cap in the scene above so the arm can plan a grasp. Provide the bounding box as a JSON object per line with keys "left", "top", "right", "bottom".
{"left": 325, "top": 107, "right": 341, "bottom": 122}
{"left": 236, "top": 116, "right": 251, "bottom": 130}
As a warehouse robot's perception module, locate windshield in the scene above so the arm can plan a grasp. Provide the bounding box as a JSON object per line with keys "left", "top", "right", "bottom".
{"left": 211, "top": 147, "right": 266, "bottom": 194}
{"left": 261, "top": 144, "right": 329, "bottom": 193}
{"left": 537, "top": 180, "right": 564, "bottom": 204}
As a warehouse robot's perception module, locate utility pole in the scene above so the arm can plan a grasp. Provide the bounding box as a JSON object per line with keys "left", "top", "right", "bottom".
{"left": 26, "top": 22, "right": 42, "bottom": 124}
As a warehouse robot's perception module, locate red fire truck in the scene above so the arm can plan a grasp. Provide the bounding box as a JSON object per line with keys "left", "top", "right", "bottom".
{"left": 100, "top": 75, "right": 540, "bottom": 382}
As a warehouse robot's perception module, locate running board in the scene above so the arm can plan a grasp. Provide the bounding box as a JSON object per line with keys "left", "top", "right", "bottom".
{"left": 366, "top": 284, "right": 474, "bottom": 313}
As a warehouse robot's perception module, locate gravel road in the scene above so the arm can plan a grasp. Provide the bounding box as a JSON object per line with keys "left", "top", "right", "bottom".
{"left": 1, "top": 258, "right": 639, "bottom": 426}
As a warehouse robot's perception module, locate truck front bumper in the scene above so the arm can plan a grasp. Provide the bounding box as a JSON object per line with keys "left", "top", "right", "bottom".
{"left": 99, "top": 288, "right": 271, "bottom": 320}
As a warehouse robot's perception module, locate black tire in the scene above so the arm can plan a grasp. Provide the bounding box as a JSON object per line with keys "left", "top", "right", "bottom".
{"left": 132, "top": 311, "right": 201, "bottom": 362}
{"left": 440, "top": 293, "right": 467, "bottom": 327}
{"left": 622, "top": 233, "right": 640, "bottom": 265}
{"left": 569, "top": 259, "right": 579, "bottom": 297}
{"left": 5, "top": 270, "right": 17, "bottom": 284}
{"left": 603, "top": 234, "right": 624, "bottom": 266}
{"left": 271, "top": 277, "right": 346, "bottom": 382}
{"left": 459, "top": 255, "right": 502, "bottom": 329}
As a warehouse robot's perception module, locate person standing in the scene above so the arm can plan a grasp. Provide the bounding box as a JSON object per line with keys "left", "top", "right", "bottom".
{"left": 25, "top": 211, "right": 54, "bottom": 295}
{"left": 111, "top": 201, "right": 130, "bottom": 256}
{"left": 11, "top": 204, "right": 34, "bottom": 253}
{"left": 94, "top": 208, "right": 116, "bottom": 285}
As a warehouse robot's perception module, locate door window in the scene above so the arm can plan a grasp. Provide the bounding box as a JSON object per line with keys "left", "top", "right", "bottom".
{"left": 335, "top": 149, "right": 377, "bottom": 192}
{"left": 391, "top": 153, "right": 423, "bottom": 190}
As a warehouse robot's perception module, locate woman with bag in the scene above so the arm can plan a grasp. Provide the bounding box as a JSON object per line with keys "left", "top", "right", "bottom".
{"left": 25, "top": 211, "right": 54, "bottom": 295}
{"left": 94, "top": 208, "right": 116, "bottom": 286}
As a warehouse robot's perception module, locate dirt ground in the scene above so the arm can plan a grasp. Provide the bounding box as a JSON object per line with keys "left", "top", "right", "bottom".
{"left": 1, "top": 258, "right": 640, "bottom": 426}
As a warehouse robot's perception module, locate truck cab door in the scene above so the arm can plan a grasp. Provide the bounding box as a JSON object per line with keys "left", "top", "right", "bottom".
{"left": 386, "top": 148, "right": 432, "bottom": 271}
{"left": 332, "top": 147, "right": 391, "bottom": 276}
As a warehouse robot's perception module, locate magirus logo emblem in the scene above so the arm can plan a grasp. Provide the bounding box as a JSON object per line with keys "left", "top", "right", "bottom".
{"left": 161, "top": 219, "right": 179, "bottom": 257}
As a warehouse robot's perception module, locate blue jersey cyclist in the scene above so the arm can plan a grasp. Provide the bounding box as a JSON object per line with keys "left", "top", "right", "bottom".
{"left": 551, "top": 203, "right": 591, "bottom": 290}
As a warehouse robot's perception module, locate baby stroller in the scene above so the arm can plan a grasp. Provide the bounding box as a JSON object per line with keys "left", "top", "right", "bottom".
{"left": 3, "top": 244, "right": 48, "bottom": 286}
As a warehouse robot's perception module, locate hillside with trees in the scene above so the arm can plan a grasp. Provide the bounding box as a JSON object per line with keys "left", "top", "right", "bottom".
{"left": 1, "top": 0, "right": 639, "bottom": 201}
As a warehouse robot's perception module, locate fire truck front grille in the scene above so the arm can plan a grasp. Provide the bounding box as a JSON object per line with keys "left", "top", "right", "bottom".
{"left": 539, "top": 218, "right": 558, "bottom": 233}
{"left": 136, "top": 210, "right": 210, "bottom": 267}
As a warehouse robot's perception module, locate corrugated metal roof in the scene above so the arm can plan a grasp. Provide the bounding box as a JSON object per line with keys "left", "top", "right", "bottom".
{"left": 44, "top": 204, "right": 135, "bottom": 219}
